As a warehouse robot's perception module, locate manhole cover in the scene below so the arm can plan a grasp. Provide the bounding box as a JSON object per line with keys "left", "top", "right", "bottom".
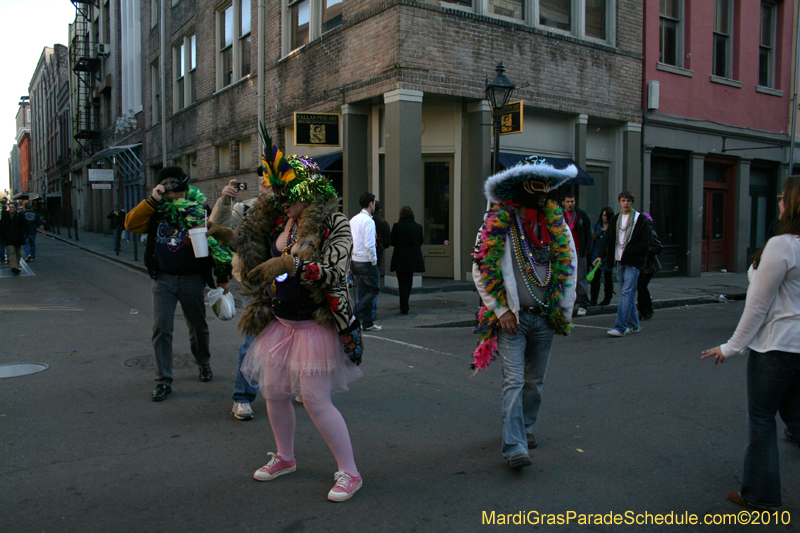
{"left": 413, "top": 300, "right": 468, "bottom": 309}
{"left": 0, "top": 363, "right": 49, "bottom": 379}
{"left": 123, "top": 353, "right": 198, "bottom": 370}
{"left": 44, "top": 296, "right": 98, "bottom": 302}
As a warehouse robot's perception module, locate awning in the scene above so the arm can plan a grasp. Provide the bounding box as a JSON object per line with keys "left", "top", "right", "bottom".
{"left": 314, "top": 152, "right": 342, "bottom": 171}
{"left": 92, "top": 143, "right": 143, "bottom": 182}
{"left": 498, "top": 152, "right": 594, "bottom": 185}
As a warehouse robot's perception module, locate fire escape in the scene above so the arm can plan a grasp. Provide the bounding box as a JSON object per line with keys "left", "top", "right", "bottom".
{"left": 70, "top": 0, "right": 100, "bottom": 157}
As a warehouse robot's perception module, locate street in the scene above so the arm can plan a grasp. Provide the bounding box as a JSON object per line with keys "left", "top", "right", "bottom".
{"left": 1, "top": 237, "right": 798, "bottom": 533}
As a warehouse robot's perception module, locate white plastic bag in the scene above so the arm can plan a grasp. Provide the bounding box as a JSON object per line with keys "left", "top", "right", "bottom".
{"left": 208, "top": 288, "right": 236, "bottom": 321}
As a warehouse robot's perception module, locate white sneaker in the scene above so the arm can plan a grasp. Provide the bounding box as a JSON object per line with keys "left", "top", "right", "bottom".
{"left": 607, "top": 328, "right": 626, "bottom": 337}
{"left": 576, "top": 308, "right": 587, "bottom": 317}
{"left": 232, "top": 401, "right": 254, "bottom": 420}
{"left": 625, "top": 326, "right": 642, "bottom": 334}
{"left": 363, "top": 324, "right": 382, "bottom": 331}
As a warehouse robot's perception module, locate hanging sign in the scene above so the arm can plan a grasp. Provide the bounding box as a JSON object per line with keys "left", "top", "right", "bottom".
{"left": 500, "top": 101, "right": 523, "bottom": 136}
{"left": 88, "top": 169, "right": 115, "bottom": 181}
{"left": 92, "top": 183, "right": 112, "bottom": 189}
{"left": 294, "top": 112, "right": 341, "bottom": 147}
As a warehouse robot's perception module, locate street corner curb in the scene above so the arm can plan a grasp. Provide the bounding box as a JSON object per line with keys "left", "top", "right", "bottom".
{"left": 45, "top": 232, "right": 149, "bottom": 276}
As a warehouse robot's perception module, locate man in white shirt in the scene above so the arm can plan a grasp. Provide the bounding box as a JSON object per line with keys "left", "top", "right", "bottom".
{"left": 350, "top": 192, "right": 382, "bottom": 331}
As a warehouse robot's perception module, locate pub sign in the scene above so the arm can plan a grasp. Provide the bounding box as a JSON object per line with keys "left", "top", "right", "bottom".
{"left": 499, "top": 101, "right": 523, "bottom": 136}
{"left": 294, "top": 112, "right": 341, "bottom": 147}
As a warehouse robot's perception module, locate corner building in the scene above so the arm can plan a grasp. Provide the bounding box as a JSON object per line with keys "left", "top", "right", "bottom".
{"left": 144, "top": 0, "right": 642, "bottom": 280}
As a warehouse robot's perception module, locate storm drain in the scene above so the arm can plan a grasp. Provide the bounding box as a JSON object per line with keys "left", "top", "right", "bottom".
{"left": 123, "top": 353, "right": 198, "bottom": 370}
{"left": 0, "top": 363, "right": 49, "bottom": 379}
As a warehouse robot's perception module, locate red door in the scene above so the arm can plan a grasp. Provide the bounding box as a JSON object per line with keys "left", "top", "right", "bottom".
{"left": 701, "top": 162, "right": 734, "bottom": 272}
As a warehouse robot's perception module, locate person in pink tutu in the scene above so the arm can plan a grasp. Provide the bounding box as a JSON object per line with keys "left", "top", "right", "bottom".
{"left": 232, "top": 131, "right": 364, "bottom": 502}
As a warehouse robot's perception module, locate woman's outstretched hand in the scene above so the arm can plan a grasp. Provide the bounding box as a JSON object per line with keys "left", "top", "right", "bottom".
{"left": 701, "top": 346, "right": 725, "bottom": 365}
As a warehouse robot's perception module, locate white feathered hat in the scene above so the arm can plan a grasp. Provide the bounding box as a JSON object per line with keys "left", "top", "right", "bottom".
{"left": 484, "top": 156, "right": 577, "bottom": 204}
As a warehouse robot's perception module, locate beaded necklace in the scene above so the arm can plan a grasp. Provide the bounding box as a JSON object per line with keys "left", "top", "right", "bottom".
{"left": 272, "top": 218, "right": 299, "bottom": 291}
{"left": 510, "top": 214, "right": 551, "bottom": 309}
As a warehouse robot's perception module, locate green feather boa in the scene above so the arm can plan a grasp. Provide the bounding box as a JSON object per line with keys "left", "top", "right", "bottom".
{"left": 157, "top": 185, "right": 233, "bottom": 271}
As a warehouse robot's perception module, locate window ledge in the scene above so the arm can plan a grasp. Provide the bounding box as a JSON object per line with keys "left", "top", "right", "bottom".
{"left": 710, "top": 76, "right": 742, "bottom": 88}
{"left": 213, "top": 75, "right": 253, "bottom": 97}
{"left": 756, "top": 85, "right": 783, "bottom": 97}
{"left": 656, "top": 63, "right": 693, "bottom": 77}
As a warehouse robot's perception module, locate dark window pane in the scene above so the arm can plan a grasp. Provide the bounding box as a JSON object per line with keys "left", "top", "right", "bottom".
{"left": 539, "top": 0, "right": 569, "bottom": 29}
{"left": 713, "top": 34, "right": 728, "bottom": 77}
{"left": 291, "top": 0, "right": 309, "bottom": 49}
{"left": 240, "top": 35, "right": 251, "bottom": 77}
{"left": 660, "top": 21, "right": 677, "bottom": 65}
{"left": 760, "top": 4, "right": 773, "bottom": 46}
{"left": 759, "top": 47, "right": 770, "bottom": 86}
{"left": 222, "top": 5, "right": 233, "bottom": 47}
{"left": 660, "top": 0, "right": 679, "bottom": 18}
{"left": 177, "top": 77, "right": 184, "bottom": 109}
{"left": 714, "top": 0, "right": 729, "bottom": 33}
{"left": 585, "top": 0, "right": 606, "bottom": 40}
{"left": 490, "top": 0, "right": 524, "bottom": 20}
{"left": 705, "top": 164, "right": 727, "bottom": 183}
{"left": 712, "top": 193, "right": 724, "bottom": 239}
{"left": 189, "top": 70, "right": 195, "bottom": 103}
{"left": 222, "top": 47, "right": 233, "bottom": 86}
{"left": 322, "top": 0, "right": 342, "bottom": 33}
{"left": 423, "top": 162, "right": 450, "bottom": 245}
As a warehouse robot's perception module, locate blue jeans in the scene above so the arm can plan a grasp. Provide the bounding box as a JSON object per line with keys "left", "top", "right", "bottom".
{"left": 613, "top": 264, "right": 640, "bottom": 333}
{"left": 497, "top": 311, "right": 553, "bottom": 459}
{"left": 740, "top": 350, "right": 800, "bottom": 508}
{"left": 232, "top": 334, "right": 258, "bottom": 403}
{"left": 352, "top": 261, "right": 380, "bottom": 328}
{"left": 23, "top": 233, "right": 36, "bottom": 259}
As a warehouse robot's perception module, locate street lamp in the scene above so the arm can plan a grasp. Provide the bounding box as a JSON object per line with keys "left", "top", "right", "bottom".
{"left": 485, "top": 62, "right": 515, "bottom": 174}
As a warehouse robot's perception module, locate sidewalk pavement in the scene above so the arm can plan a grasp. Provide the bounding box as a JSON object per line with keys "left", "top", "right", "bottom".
{"left": 46, "top": 228, "right": 750, "bottom": 329}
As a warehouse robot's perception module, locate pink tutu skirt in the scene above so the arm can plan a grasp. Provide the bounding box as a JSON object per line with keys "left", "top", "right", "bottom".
{"left": 241, "top": 317, "right": 362, "bottom": 402}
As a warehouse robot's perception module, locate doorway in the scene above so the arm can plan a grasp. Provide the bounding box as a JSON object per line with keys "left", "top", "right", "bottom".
{"left": 701, "top": 161, "right": 734, "bottom": 272}
{"left": 421, "top": 157, "right": 454, "bottom": 278}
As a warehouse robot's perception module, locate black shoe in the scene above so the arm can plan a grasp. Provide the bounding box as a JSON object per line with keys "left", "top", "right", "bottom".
{"left": 199, "top": 364, "right": 213, "bottom": 382}
{"left": 508, "top": 453, "right": 532, "bottom": 469}
{"left": 599, "top": 299, "right": 611, "bottom": 306}
{"left": 400, "top": 309, "right": 409, "bottom": 315}
{"left": 527, "top": 433, "right": 538, "bottom": 449}
{"left": 152, "top": 384, "right": 172, "bottom": 401}
{"left": 642, "top": 310, "right": 654, "bottom": 320}
{"left": 10, "top": 268, "right": 20, "bottom": 275}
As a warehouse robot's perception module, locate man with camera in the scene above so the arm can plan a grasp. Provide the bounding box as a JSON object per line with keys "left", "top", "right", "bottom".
{"left": 125, "top": 167, "right": 229, "bottom": 402}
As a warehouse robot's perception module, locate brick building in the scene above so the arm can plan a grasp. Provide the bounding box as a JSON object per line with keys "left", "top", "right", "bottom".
{"left": 143, "top": 0, "right": 642, "bottom": 280}
{"left": 29, "top": 45, "right": 69, "bottom": 216}
{"left": 642, "top": 1, "right": 794, "bottom": 276}
{"left": 10, "top": 99, "right": 32, "bottom": 201}
{"left": 69, "top": 0, "right": 145, "bottom": 234}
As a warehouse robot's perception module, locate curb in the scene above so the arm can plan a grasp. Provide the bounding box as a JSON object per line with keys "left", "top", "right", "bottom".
{"left": 46, "top": 233, "right": 149, "bottom": 276}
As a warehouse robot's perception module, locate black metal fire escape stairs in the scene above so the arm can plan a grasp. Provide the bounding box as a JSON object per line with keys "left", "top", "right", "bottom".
{"left": 70, "top": 0, "right": 100, "bottom": 157}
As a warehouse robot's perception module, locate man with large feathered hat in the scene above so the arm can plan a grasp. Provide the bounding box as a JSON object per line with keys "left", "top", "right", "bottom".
{"left": 471, "top": 156, "right": 577, "bottom": 469}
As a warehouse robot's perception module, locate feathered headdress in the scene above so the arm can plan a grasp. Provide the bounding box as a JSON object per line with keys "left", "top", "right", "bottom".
{"left": 484, "top": 156, "right": 577, "bottom": 205}
{"left": 259, "top": 124, "right": 338, "bottom": 205}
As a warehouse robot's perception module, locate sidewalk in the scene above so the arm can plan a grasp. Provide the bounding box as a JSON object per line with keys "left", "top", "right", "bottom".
{"left": 46, "top": 228, "right": 750, "bottom": 329}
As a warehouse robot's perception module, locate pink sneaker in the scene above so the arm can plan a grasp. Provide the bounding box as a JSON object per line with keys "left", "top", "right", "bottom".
{"left": 253, "top": 452, "right": 296, "bottom": 481}
{"left": 327, "top": 471, "right": 363, "bottom": 502}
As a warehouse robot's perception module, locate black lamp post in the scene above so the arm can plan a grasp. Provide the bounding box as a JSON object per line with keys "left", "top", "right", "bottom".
{"left": 485, "top": 62, "right": 515, "bottom": 174}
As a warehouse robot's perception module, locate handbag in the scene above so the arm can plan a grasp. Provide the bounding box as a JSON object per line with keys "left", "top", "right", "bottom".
{"left": 339, "top": 318, "right": 363, "bottom": 366}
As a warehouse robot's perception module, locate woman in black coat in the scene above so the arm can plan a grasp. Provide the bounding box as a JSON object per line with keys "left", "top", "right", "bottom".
{"left": 390, "top": 206, "right": 425, "bottom": 315}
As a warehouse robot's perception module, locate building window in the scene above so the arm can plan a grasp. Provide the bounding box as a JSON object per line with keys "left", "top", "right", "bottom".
{"left": 218, "top": 0, "right": 251, "bottom": 89}
{"left": 759, "top": 2, "right": 776, "bottom": 88}
{"left": 285, "top": 0, "right": 343, "bottom": 55}
{"left": 151, "top": 60, "right": 160, "bottom": 124}
{"left": 539, "top": 0, "right": 568, "bottom": 30}
{"left": 173, "top": 33, "right": 196, "bottom": 111}
{"left": 151, "top": 0, "right": 159, "bottom": 28}
{"left": 659, "top": 0, "right": 683, "bottom": 67}
{"left": 218, "top": 143, "right": 231, "bottom": 173}
{"left": 713, "top": 0, "right": 733, "bottom": 78}
{"left": 491, "top": 0, "right": 524, "bottom": 21}
{"left": 584, "top": 0, "right": 606, "bottom": 40}
{"left": 239, "top": 137, "right": 252, "bottom": 169}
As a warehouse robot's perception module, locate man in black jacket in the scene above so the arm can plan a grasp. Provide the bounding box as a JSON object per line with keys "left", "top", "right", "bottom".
{"left": 562, "top": 194, "right": 592, "bottom": 316}
{"left": 593, "top": 191, "right": 650, "bottom": 337}
{"left": 107, "top": 205, "right": 127, "bottom": 255}
{"left": 1, "top": 203, "right": 29, "bottom": 275}
{"left": 125, "top": 167, "right": 229, "bottom": 401}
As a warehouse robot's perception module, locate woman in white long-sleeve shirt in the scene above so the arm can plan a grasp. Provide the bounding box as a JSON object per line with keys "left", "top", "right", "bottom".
{"left": 703, "top": 176, "right": 800, "bottom": 510}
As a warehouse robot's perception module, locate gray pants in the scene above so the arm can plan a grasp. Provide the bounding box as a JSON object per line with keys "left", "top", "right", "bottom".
{"left": 152, "top": 273, "right": 210, "bottom": 385}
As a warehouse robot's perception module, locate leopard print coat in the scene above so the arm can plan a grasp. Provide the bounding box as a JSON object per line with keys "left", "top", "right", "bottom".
{"left": 236, "top": 195, "right": 354, "bottom": 337}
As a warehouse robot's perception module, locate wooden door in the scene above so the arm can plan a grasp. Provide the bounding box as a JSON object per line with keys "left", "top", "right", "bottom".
{"left": 701, "top": 162, "right": 734, "bottom": 272}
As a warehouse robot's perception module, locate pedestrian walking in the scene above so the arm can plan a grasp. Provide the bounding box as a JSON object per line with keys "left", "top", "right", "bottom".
{"left": 389, "top": 206, "right": 425, "bottom": 314}
{"left": 125, "top": 167, "right": 230, "bottom": 401}
{"left": 589, "top": 206, "right": 615, "bottom": 306}
{"left": 637, "top": 212, "right": 662, "bottom": 320}
{"left": 702, "top": 176, "right": 800, "bottom": 510}
{"left": 350, "top": 192, "right": 382, "bottom": 331}
{"left": 368, "top": 200, "right": 391, "bottom": 320}
{"left": 472, "top": 156, "right": 577, "bottom": 469}
{"left": 107, "top": 205, "right": 127, "bottom": 255}
{"left": 1, "top": 203, "right": 29, "bottom": 275}
{"left": 207, "top": 175, "right": 274, "bottom": 421}
{"left": 21, "top": 204, "right": 45, "bottom": 262}
{"left": 562, "top": 194, "right": 592, "bottom": 316}
{"left": 593, "top": 191, "right": 650, "bottom": 337}
{"left": 238, "top": 135, "right": 363, "bottom": 502}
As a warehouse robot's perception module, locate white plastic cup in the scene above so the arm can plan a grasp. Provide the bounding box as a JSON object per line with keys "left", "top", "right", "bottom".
{"left": 188, "top": 226, "right": 209, "bottom": 258}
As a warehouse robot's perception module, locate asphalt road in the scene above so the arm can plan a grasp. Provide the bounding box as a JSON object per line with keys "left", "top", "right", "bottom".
{"left": 1, "top": 238, "right": 798, "bottom": 533}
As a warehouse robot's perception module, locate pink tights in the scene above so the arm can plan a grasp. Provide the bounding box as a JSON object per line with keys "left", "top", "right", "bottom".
{"left": 266, "top": 394, "right": 358, "bottom": 476}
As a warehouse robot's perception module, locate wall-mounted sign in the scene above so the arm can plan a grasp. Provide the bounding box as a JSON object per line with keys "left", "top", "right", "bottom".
{"left": 500, "top": 101, "right": 523, "bottom": 136}
{"left": 294, "top": 112, "right": 341, "bottom": 147}
{"left": 88, "top": 169, "right": 114, "bottom": 182}
{"left": 92, "top": 183, "right": 112, "bottom": 189}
